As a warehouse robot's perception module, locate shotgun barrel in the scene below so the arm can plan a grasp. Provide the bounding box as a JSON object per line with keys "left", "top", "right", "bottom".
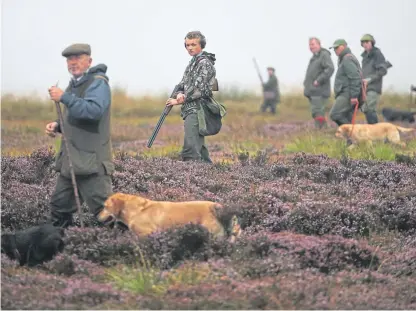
{"left": 147, "top": 84, "right": 181, "bottom": 148}
{"left": 252, "top": 57, "right": 264, "bottom": 85}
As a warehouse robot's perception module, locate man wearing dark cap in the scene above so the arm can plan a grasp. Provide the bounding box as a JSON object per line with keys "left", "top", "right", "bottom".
{"left": 329, "top": 39, "right": 363, "bottom": 126}
{"left": 303, "top": 37, "right": 334, "bottom": 129}
{"left": 260, "top": 67, "right": 280, "bottom": 114}
{"left": 45, "top": 43, "right": 114, "bottom": 228}
{"left": 360, "top": 34, "right": 390, "bottom": 124}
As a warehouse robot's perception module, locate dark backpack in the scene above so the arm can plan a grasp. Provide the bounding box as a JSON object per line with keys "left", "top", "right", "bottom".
{"left": 193, "top": 56, "right": 226, "bottom": 136}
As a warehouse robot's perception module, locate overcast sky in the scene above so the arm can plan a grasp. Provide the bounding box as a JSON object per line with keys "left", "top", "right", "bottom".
{"left": 1, "top": 0, "right": 415, "bottom": 96}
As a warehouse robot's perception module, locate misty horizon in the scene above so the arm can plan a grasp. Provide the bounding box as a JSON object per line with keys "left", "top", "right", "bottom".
{"left": 2, "top": 0, "right": 415, "bottom": 97}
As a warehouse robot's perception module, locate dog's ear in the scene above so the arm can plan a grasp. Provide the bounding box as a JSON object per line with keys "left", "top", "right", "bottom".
{"left": 108, "top": 196, "right": 124, "bottom": 216}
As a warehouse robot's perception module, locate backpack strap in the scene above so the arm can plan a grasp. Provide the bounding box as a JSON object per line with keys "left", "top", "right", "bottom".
{"left": 344, "top": 53, "right": 367, "bottom": 102}
{"left": 94, "top": 75, "right": 109, "bottom": 84}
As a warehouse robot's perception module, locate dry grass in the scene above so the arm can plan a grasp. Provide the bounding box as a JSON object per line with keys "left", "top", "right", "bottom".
{"left": 1, "top": 87, "right": 415, "bottom": 160}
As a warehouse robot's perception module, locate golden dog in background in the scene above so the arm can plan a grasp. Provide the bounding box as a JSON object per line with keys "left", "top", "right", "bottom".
{"left": 335, "top": 122, "right": 415, "bottom": 148}
{"left": 98, "top": 192, "right": 241, "bottom": 242}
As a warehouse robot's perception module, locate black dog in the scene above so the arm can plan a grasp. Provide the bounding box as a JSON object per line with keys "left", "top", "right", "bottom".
{"left": 382, "top": 108, "right": 416, "bottom": 123}
{"left": 1, "top": 224, "right": 65, "bottom": 267}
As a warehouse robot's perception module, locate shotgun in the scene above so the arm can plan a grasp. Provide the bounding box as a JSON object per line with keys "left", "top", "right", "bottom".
{"left": 147, "top": 84, "right": 181, "bottom": 148}
{"left": 252, "top": 57, "right": 264, "bottom": 85}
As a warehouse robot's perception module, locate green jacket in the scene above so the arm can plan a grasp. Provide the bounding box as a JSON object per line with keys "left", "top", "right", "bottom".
{"left": 334, "top": 48, "right": 362, "bottom": 99}
{"left": 303, "top": 48, "right": 334, "bottom": 98}
{"left": 55, "top": 64, "right": 114, "bottom": 178}
{"left": 263, "top": 74, "right": 280, "bottom": 103}
{"left": 361, "top": 46, "right": 388, "bottom": 94}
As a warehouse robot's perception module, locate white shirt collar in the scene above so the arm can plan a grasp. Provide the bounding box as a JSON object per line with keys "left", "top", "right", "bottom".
{"left": 72, "top": 68, "right": 90, "bottom": 82}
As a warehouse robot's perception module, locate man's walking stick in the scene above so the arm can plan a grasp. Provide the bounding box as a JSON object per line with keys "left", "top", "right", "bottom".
{"left": 53, "top": 82, "right": 84, "bottom": 228}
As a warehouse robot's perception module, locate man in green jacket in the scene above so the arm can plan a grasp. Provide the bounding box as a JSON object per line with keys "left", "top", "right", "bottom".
{"left": 45, "top": 43, "right": 114, "bottom": 228}
{"left": 303, "top": 37, "right": 335, "bottom": 129}
{"left": 329, "top": 39, "right": 362, "bottom": 126}
{"left": 260, "top": 67, "right": 280, "bottom": 114}
{"left": 261, "top": 67, "right": 280, "bottom": 114}
{"left": 360, "top": 34, "right": 389, "bottom": 124}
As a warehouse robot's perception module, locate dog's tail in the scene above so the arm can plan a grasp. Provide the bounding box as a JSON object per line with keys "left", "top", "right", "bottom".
{"left": 211, "top": 204, "right": 242, "bottom": 243}
{"left": 229, "top": 215, "right": 242, "bottom": 244}
{"left": 395, "top": 126, "right": 416, "bottom": 133}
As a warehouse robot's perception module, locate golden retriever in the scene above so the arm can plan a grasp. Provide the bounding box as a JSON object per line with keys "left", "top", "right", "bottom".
{"left": 98, "top": 192, "right": 241, "bottom": 242}
{"left": 335, "top": 122, "right": 415, "bottom": 148}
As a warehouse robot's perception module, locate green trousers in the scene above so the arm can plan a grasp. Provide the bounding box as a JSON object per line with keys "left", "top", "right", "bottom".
{"left": 309, "top": 96, "right": 329, "bottom": 128}
{"left": 362, "top": 90, "right": 380, "bottom": 124}
{"left": 49, "top": 173, "right": 113, "bottom": 227}
{"left": 260, "top": 99, "right": 277, "bottom": 114}
{"left": 181, "top": 113, "right": 212, "bottom": 163}
{"left": 329, "top": 95, "right": 355, "bottom": 126}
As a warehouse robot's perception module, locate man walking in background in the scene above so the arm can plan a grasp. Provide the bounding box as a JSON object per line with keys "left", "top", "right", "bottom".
{"left": 303, "top": 37, "right": 334, "bottom": 129}
{"left": 166, "top": 30, "right": 218, "bottom": 163}
{"left": 329, "top": 39, "right": 362, "bottom": 126}
{"left": 45, "top": 43, "right": 114, "bottom": 228}
{"left": 260, "top": 67, "right": 280, "bottom": 114}
{"left": 360, "top": 34, "right": 389, "bottom": 124}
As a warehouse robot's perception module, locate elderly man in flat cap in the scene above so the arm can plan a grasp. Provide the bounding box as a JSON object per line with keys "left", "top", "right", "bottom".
{"left": 329, "top": 39, "right": 363, "bottom": 127}
{"left": 303, "top": 37, "right": 334, "bottom": 129}
{"left": 45, "top": 43, "right": 114, "bottom": 228}
{"left": 261, "top": 67, "right": 280, "bottom": 114}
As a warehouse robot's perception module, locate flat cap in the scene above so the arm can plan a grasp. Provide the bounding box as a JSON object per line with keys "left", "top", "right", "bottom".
{"left": 329, "top": 39, "right": 347, "bottom": 49}
{"left": 62, "top": 43, "right": 91, "bottom": 57}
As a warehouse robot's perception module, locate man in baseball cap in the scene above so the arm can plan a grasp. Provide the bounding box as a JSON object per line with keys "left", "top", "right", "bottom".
{"left": 328, "top": 39, "right": 363, "bottom": 127}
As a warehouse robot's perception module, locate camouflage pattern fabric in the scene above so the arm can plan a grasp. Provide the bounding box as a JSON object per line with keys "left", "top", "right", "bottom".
{"left": 174, "top": 51, "right": 217, "bottom": 120}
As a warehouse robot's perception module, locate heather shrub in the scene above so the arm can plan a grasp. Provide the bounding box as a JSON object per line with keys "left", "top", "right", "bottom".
{"left": 63, "top": 227, "right": 141, "bottom": 266}
{"left": 374, "top": 195, "right": 416, "bottom": 232}
{"left": 1, "top": 271, "right": 128, "bottom": 310}
{"left": 42, "top": 254, "right": 105, "bottom": 278}
{"left": 286, "top": 203, "right": 376, "bottom": 238}
{"left": 232, "top": 232, "right": 378, "bottom": 274}
{"left": 2, "top": 147, "right": 416, "bottom": 309}
{"left": 378, "top": 248, "right": 416, "bottom": 277}
{"left": 62, "top": 225, "right": 230, "bottom": 269}
{"left": 133, "top": 270, "right": 416, "bottom": 310}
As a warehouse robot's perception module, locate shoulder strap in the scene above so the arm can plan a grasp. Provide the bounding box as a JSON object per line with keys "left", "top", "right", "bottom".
{"left": 344, "top": 53, "right": 363, "bottom": 78}
{"left": 94, "top": 75, "right": 109, "bottom": 83}
{"left": 344, "top": 54, "right": 367, "bottom": 102}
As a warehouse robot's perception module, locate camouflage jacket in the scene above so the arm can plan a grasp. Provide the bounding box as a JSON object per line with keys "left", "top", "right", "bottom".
{"left": 174, "top": 51, "right": 217, "bottom": 119}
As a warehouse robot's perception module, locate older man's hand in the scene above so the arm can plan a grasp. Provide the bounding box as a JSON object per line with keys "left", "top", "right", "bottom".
{"left": 48, "top": 86, "right": 64, "bottom": 102}
{"left": 45, "top": 121, "right": 58, "bottom": 137}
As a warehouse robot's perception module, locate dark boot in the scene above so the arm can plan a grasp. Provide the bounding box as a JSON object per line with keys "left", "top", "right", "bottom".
{"left": 365, "top": 111, "right": 379, "bottom": 124}
{"left": 46, "top": 212, "right": 74, "bottom": 228}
